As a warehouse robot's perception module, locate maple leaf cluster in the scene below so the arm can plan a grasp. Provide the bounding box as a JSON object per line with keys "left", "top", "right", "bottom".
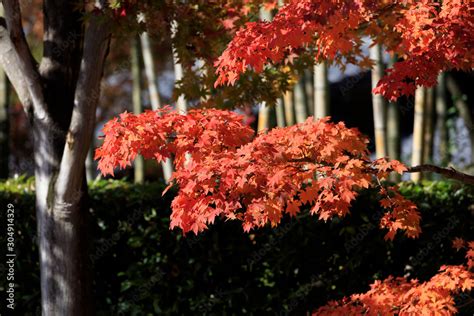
{"left": 95, "top": 107, "right": 254, "bottom": 175}
{"left": 314, "top": 243, "right": 474, "bottom": 316}
{"left": 214, "top": 0, "right": 474, "bottom": 100}
{"left": 452, "top": 238, "right": 474, "bottom": 270}
{"left": 96, "top": 108, "right": 420, "bottom": 237}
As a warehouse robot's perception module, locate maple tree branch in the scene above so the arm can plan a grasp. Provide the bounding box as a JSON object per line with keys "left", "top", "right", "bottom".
{"left": 1, "top": 1, "right": 46, "bottom": 120}
{"left": 1, "top": 2, "right": 35, "bottom": 65}
{"left": 406, "top": 164, "right": 474, "bottom": 186}
{"left": 0, "top": 17, "right": 33, "bottom": 113}
{"left": 457, "top": 297, "right": 474, "bottom": 309}
{"left": 289, "top": 158, "right": 474, "bottom": 186}
{"left": 55, "top": 4, "right": 111, "bottom": 200}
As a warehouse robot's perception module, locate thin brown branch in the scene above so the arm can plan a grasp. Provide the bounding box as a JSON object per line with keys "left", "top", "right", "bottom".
{"left": 289, "top": 157, "right": 474, "bottom": 186}
{"left": 407, "top": 164, "right": 474, "bottom": 186}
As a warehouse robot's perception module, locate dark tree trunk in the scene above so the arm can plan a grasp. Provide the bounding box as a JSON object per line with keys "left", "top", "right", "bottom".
{"left": 1, "top": 1, "right": 110, "bottom": 314}
{"left": 0, "top": 66, "right": 9, "bottom": 178}
{"left": 34, "top": 1, "right": 93, "bottom": 314}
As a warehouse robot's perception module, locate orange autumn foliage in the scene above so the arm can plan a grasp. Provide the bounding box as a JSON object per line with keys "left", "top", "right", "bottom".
{"left": 452, "top": 238, "right": 474, "bottom": 270}
{"left": 95, "top": 108, "right": 420, "bottom": 238}
{"left": 95, "top": 108, "right": 474, "bottom": 314}
{"left": 215, "top": 0, "right": 474, "bottom": 100}
{"left": 314, "top": 244, "right": 474, "bottom": 315}
{"left": 94, "top": 1, "right": 474, "bottom": 313}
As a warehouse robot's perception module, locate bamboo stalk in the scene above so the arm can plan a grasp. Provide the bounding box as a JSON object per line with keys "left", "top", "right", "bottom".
{"left": 257, "top": 102, "right": 270, "bottom": 131}
{"left": 435, "top": 72, "right": 449, "bottom": 165}
{"left": 314, "top": 61, "right": 329, "bottom": 119}
{"left": 275, "top": 98, "right": 285, "bottom": 127}
{"left": 132, "top": 37, "right": 145, "bottom": 183}
{"left": 277, "top": 0, "right": 291, "bottom": 128}
{"left": 171, "top": 20, "right": 187, "bottom": 114}
{"left": 140, "top": 31, "right": 174, "bottom": 183}
{"left": 370, "top": 44, "right": 387, "bottom": 158}
{"left": 423, "top": 87, "right": 435, "bottom": 164}
{"left": 411, "top": 87, "right": 427, "bottom": 182}
{"left": 305, "top": 69, "right": 314, "bottom": 116}
{"left": 283, "top": 90, "right": 295, "bottom": 126}
{"left": 387, "top": 56, "right": 400, "bottom": 162}
{"left": 387, "top": 99, "right": 401, "bottom": 182}
{"left": 294, "top": 75, "right": 308, "bottom": 123}
{"left": 446, "top": 74, "right": 474, "bottom": 164}
{"left": 256, "top": 6, "right": 273, "bottom": 132}
{"left": 386, "top": 55, "right": 401, "bottom": 182}
{"left": 140, "top": 32, "right": 162, "bottom": 109}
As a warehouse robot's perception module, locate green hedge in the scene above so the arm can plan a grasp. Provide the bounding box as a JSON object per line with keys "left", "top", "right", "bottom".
{"left": 0, "top": 178, "right": 473, "bottom": 315}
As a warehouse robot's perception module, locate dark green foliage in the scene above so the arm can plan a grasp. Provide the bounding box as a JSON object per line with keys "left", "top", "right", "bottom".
{"left": 0, "top": 178, "right": 472, "bottom": 315}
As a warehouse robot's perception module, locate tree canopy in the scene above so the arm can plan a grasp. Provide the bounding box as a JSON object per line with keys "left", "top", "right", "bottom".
{"left": 215, "top": 0, "right": 474, "bottom": 100}
{"left": 94, "top": 1, "right": 473, "bottom": 314}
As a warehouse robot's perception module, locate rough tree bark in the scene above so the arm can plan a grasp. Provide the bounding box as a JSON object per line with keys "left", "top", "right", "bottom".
{"left": 0, "top": 19, "right": 9, "bottom": 178}
{"left": 0, "top": 1, "right": 111, "bottom": 314}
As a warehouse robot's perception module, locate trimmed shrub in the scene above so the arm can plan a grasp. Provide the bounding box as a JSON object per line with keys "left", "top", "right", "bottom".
{"left": 0, "top": 178, "right": 472, "bottom": 315}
